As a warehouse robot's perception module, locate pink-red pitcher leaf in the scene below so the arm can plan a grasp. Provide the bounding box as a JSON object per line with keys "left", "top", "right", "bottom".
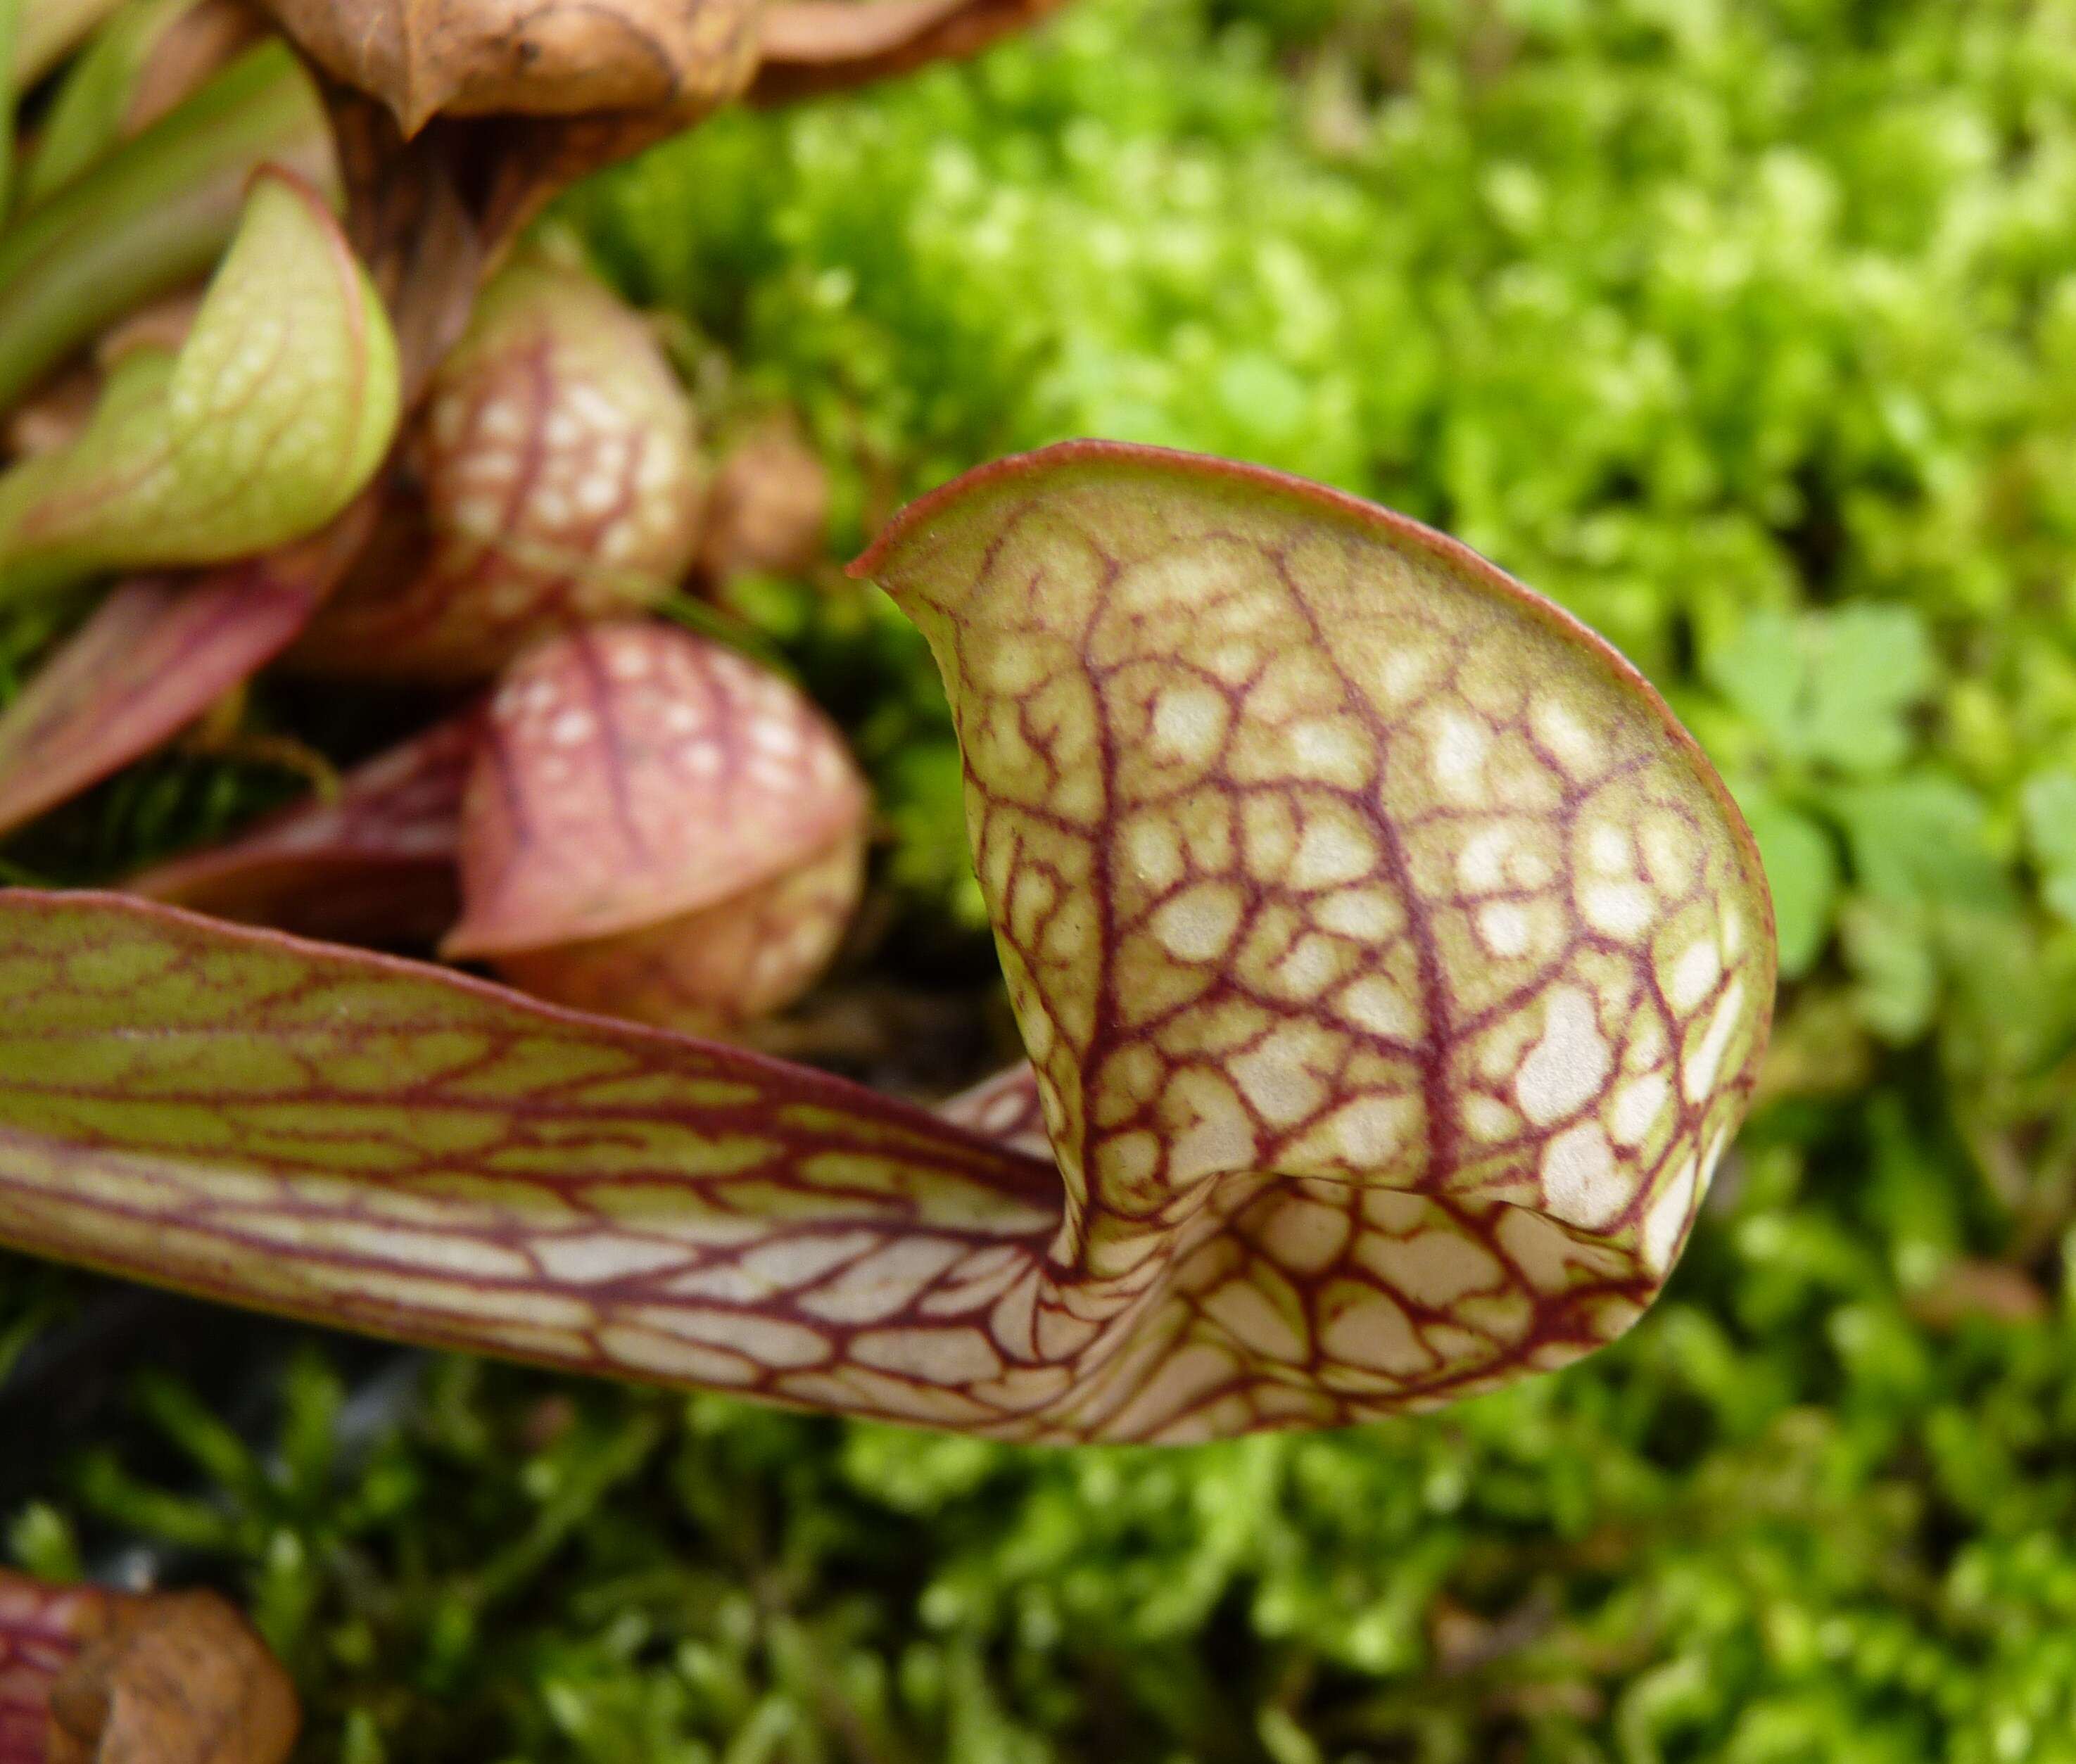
{"left": 0, "top": 499, "right": 374, "bottom": 839}
{"left": 445, "top": 623, "right": 866, "bottom": 956}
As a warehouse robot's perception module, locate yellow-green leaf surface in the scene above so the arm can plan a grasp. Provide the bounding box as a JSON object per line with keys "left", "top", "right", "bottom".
{"left": 0, "top": 167, "right": 398, "bottom": 600}
{"left": 0, "top": 445, "right": 1776, "bottom": 1443}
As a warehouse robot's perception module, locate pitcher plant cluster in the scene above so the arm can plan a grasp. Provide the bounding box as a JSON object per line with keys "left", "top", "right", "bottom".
{"left": 0, "top": 0, "right": 1776, "bottom": 1751}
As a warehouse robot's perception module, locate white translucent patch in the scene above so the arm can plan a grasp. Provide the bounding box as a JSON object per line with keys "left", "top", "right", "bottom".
{"left": 548, "top": 708, "right": 596, "bottom": 747}
{"left": 1476, "top": 901, "right": 1532, "bottom": 957}
{"left": 1378, "top": 645, "right": 1440, "bottom": 706}
{"left": 1666, "top": 937, "right": 1723, "bottom": 1013}
{"left": 1514, "top": 985, "right": 1612, "bottom": 1126}
{"left": 1318, "top": 1286, "right": 1428, "bottom": 1376}
{"left": 1721, "top": 906, "right": 1744, "bottom": 959}
{"left": 739, "top": 1229, "right": 875, "bottom": 1286}
{"left": 1230, "top": 1043, "right": 1326, "bottom": 1127}
{"left": 1308, "top": 1092, "right": 1420, "bottom": 1169}
{"left": 1033, "top": 1300, "right": 1099, "bottom": 1361}
{"left": 1640, "top": 1151, "right": 1700, "bottom": 1274}
{"left": 299, "top": 1219, "right": 534, "bottom": 1280}
{"left": 1356, "top": 1227, "right": 1502, "bottom": 1309}
{"left": 852, "top": 1326, "right": 1003, "bottom": 1384}
{"left": 1581, "top": 880, "right": 1654, "bottom": 941}
{"left": 987, "top": 1269, "right": 1042, "bottom": 1355}
{"left": 598, "top": 1325, "right": 757, "bottom": 1385}
{"left": 572, "top": 472, "right": 620, "bottom": 517}
{"left": 1457, "top": 823, "right": 1516, "bottom": 893}
{"left": 1586, "top": 823, "right": 1635, "bottom": 875}
{"left": 797, "top": 1236, "right": 967, "bottom": 1324}
{"left": 1288, "top": 718, "right": 1371, "bottom": 782}
{"left": 637, "top": 443, "right": 678, "bottom": 495}
{"left": 567, "top": 384, "right": 621, "bottom": 430}
{"left": 457, "top": 450, "right": 517, "bottom": 488}
{"left": 629, "top": 1304, "right": 830, "bottom": 1369}
{"left": 1122, "top": 820, "right": 1181, "bottom": 896}
{"left": 1203, "top": 1280, "right": 1308, "bottom": 1362}
{"left": 1336, "top": 975, "right": 1419, "bottom": 1041}
{"left": 533, "top": 1233, "right": 692, "bottom": 1285}
{"left": 1429, "top": 708, "right": 1490, "bottom": 797}
{"left": 1289, "top": 816, "right": 1376, "bottom": 890}
{"left": 1640, "top": 816, "right": 1697, "bottom": 893}
{"left": 1462, "top": 1093, "right": 1518, "bottom": 1141}
{"left": 477, "top": 399, "right": 526, "bottom": 443}
{"left": 752, "top": 718, "right": 805, "bottom": 759}
{"left": 1271, "top": 934, "right": 1343, "bottom": 996}
{"left": 1316, "top": 887, "right": 1404, "bottom": 942}
{"left": 1167, "top": 1079, "right": 1259, "bottom": 1184}
{"left": 1493, "top": 1207, "right": 1575, "bottom": 1295}
{"left": 1531, "top": 697, "right": 1600, "bottom": 775}
{"left": 1681, "top": 979, "right": 1747, "bottom": 1103}
{"left": 1150, "top": 683, "right": 1229, "bottom": 762}
{"left": 1103, "top": 1342, "right": 1239, "bottom": 1435}
{"left": 1152, "top": 883, "right": 1243, "bottom": 963}
{"left": 1609, "top": 1070, "right": 1669, "bottom": 1146}
{"left": 1540, "top": 1119, "right": 1628, "bottom": 1229}
{"left": 1258, "top": 1197, "right": 1351, "bottom": 1273}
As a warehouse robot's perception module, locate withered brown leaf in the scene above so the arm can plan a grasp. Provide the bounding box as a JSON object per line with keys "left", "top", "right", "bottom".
{"left": 260, "top": 0, "right": 762, "bottom": 137}
{"left": 46, "top": 1593, "right": 298, "bottom": 1764}
{"left": 0, "top": 1575, "right": 296, "bottom": 1764}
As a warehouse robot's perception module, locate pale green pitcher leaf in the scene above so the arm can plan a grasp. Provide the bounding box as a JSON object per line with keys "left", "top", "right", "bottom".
{"left": 0, "top": 167, "right": 400, "bottom": 599}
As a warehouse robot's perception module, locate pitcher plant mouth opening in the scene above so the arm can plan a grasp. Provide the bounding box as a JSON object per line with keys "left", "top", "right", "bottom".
{"left": 0, "top": 443, "right": 1776, "bottom": 1447}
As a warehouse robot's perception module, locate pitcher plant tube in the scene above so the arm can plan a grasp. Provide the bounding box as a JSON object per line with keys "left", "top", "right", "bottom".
{"left": 0, "top": 443, "right": 1775, "bottom": 1444}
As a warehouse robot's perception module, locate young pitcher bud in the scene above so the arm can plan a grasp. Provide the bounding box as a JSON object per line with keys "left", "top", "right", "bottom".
{"left": 443, "top": 621, "right": 868, "bottom": 1034}
{"left": 698, "top": 413, "right": 830, "bottom": 583}
{"left": 293, "top": 253, "right": 704, "bottom": 682}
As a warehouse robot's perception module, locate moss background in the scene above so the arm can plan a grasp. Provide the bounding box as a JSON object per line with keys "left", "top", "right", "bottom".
{"left": 14, "top": 0, "right": 2076, "bottom": 1757}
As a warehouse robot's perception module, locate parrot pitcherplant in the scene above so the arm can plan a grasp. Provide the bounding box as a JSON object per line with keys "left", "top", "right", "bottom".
{"left": 0, "top": 443, "right": 1774, "bottom": 1443}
